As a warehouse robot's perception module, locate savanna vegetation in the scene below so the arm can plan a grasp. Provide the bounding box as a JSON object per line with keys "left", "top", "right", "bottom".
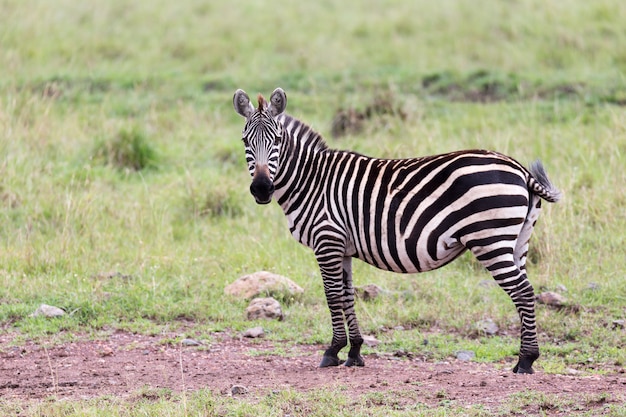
{"left": 1, "top": 0, "right": 625, "bottom": 415}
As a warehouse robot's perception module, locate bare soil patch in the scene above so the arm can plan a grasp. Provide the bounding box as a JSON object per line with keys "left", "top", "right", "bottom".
{"left": 1, "top": 331, "right": 625, "bottom": 411}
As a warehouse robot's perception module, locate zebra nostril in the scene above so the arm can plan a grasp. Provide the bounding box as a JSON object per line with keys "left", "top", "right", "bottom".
{"left": 250, "top": 176, "right": 274, "bottom": 203}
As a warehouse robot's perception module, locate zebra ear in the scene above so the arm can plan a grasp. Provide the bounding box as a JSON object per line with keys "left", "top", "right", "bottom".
{"left": 268, "top": 88, "right": 287, "bottom": 117}
{"left": 233, "top": 89, "right": 255, "bottom": 118}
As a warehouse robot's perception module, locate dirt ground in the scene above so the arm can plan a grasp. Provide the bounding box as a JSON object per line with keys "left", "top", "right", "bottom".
{"left": 1, "top": 331, "right": 625, "bottom": 412}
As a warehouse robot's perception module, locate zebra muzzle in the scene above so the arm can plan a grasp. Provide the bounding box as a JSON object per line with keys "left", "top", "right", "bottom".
{"left": 250, "top": 175, "right": 274, "bottom": 205}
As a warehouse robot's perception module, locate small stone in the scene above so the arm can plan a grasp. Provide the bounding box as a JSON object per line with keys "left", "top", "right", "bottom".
{"left": 456, "top": 350, "right": 475, "bottom": 361}
{"left": 555, "top": 284, "right": 568, "bottom": 293}
{"left": 476, "top": 318, "right": 499, "bottom": 335}
{"left": 231, "top": 385, "right": 248, "bottom": 395}
{"left": 99, "top": 346, "right": 114, "bottom": 357}
{"left": 586, "top": 283, "right": 600, "bottom": 291}
{"left": 243, "top": 326, "right": 265, "bottom": 338}
{"left": 181, "top": 338, "right": 201, "bottom": 346}
{"left": 362, "top": 334, "right": 380, "bottom": 348}
{"left": 393, "top": 325, "right": 405, "bottom": 331}
{"left": 355, "top": 284, "right": 384, "bottom": 301}
{"left": 612, "top": 320, "right": 625, "bottom": 330}
{"left": 536, "top": 291, "right": 567, "bottom": 307}
{"left": 31, "top": 304, "right": 65, "bottom": 318}
{"left": 246, "top": 297, "right": 283, "bottom": 321}
{"left": 225, "top": 271, "right": 303, "bottom": 300}
{"left": 394, "top": 349, "right": 409, "bottom": 357}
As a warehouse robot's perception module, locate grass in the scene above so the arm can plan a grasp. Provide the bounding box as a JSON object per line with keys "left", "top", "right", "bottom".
{"left": 1, "top": 0, "right": 626, "bottom": 414}
{"left": 1, "top": 388, "right": 624, "bottom": 417}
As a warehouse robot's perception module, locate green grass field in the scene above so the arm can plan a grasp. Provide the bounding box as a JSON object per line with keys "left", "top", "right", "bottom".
{"left": 1, "top": 0, "right": 626, "bottom": 415}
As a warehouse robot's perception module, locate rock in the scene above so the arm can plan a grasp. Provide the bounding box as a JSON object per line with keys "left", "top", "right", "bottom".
{"left": 225, "top": 271, "right": 303, "bottom": 300}
{"left": 612, "top": 320, "right": 625, "bottom": 330}
{"left": 355, "top": 284, "right": 384, "bottom": 301}
{"left": 99, "top": 346, "right": 114, "bottom": 357}
{"left": 231, "top": 385, "right": 248, "bottom": 395}
{"left": 246, "top": 297, "right": 283, "bottom": 321}
{"left": 476, "top": 318, "right": 499, "bottom": 335}
{"left": 555, "top": 284, "right": 568, "bottom": 293}
{"left": 456, "top": 350, "right": 475, "bottom": 361}
{"left": 536, "top": 291, "right": 567, "bottom": 307}
{"left": 181, "top": 338, "right": 201, "bottom": 346}
{"left": 243, "top": 326, "right": 265, "bottom": 338}
{"left": 31, "top": 304, "right": 65, "bottom": 318}
{"left": 362, "top": 334, "right": 380, "bottom": 348}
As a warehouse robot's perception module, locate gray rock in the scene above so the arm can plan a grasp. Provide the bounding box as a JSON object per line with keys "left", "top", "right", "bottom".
{"left": 456, "top": 350, "right": 475, "bottom": 361}
{"left": 243, "top": 326, "right": 265, "bottom": 338}
{"left": 362, "top": 334, "right": 380, "bottom": 348}
{"left": 225, "top": 271, "right": 304, "bottom": 300}
{"left": 181, "top": 338, "right": 201, "bottom": 346}
{"left": 612, "top": 319, "right": 625, "bottom": 330}
{"left": 536, "top": 291, "right": 567, "bottom": 307}
{"left": 246, "top": 297, "right": 283, "bottom": 321}
{"left": 555, "top": 284, "right": 568, "bottom": 293}
{"left": 31, "top": 304, "right": 65, "bottom": 318}
{"left": 231, "top": 385, "right": 248, "bottom": 395}
{"left": 476, "top": 318, "right": 499, "bottom": 335}
{"left": 355, "top": 284, "right": 384, "bottom": 301}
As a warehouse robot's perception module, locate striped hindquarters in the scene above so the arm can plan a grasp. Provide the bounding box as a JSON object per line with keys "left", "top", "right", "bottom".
{"left": 343, "top": 150, "right": 533, "bottom": 273}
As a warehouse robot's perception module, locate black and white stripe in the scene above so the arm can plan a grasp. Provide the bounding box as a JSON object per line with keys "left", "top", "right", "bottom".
{"left": 233, "top": 88, "right": 561, "bottom": 374}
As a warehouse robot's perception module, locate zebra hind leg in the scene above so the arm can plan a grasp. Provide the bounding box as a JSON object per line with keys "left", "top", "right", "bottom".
{"left": 469, "top": 244, "right": 540, "bottom": 374}
{"left": 510, "top": 195, "right": 543, "bottom": 374}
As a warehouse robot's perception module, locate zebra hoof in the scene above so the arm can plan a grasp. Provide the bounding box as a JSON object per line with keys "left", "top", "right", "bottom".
{"left": 512, "top": 362, "right": 534, "bottom": 374}
{"left": 319, "top": 355, "right": 342, "bottom": 368}
{"left": 513, "top": 354, "right": 537, "bottom": 374}
{"left": 344, "top": 355, "right": 365, "bottom": 367}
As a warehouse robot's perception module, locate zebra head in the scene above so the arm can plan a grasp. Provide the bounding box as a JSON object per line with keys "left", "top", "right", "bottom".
{"left": 233, "top": 88, "right": 287, "bottom": 205}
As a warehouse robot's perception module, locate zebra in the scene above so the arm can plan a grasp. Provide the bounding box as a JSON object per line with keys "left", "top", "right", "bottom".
{"left": 232, "top": 87, "right": 561, "bottom": 374}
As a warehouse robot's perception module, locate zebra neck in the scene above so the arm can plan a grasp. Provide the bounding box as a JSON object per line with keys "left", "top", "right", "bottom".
{"left": 273, "top": 114, "right": 328, "bottom": 211}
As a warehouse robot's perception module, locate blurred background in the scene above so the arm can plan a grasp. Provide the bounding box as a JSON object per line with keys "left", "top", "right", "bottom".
{"left": 1, "top": 0, "right": 625, "bottom": 385}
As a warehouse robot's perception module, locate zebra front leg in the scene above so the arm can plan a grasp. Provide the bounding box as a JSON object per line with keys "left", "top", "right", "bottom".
{"left": 341, "top": 256, "right": 364, "bottom": 367}
{"left": 318, "top": 257, "right": 364, "bottom": 368}
{"left": 319, "top": 296, "right": 347, "bottom": 367}
{"left": 317, "top": 254, "right": 354, "bottom": 368}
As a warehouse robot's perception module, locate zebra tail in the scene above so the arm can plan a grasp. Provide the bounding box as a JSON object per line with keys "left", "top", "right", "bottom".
{"left": 527, "top": 160, "right": 562, "bottom": 203}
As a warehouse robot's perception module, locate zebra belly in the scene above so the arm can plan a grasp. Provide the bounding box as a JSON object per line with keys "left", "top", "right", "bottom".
{"left": 352, "top": 234, "right": 467, "bottom": 274}
{"left": 354, "top": 244, "right": 467, "bottom": 274}
{"left": 349, "top": 204, "right": 527, "bottom": 274}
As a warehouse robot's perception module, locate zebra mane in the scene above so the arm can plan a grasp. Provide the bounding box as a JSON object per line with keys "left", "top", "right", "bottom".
{"left": 280, "top": 114, "right": 328, "bottom": 152}
{"left": 257, "top": 94, "right": 266, "bottom": 112}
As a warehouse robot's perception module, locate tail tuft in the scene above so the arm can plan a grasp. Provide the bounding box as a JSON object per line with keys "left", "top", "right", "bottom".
{"left": 528, "top": 160, "right": 562, "bottom": 203}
